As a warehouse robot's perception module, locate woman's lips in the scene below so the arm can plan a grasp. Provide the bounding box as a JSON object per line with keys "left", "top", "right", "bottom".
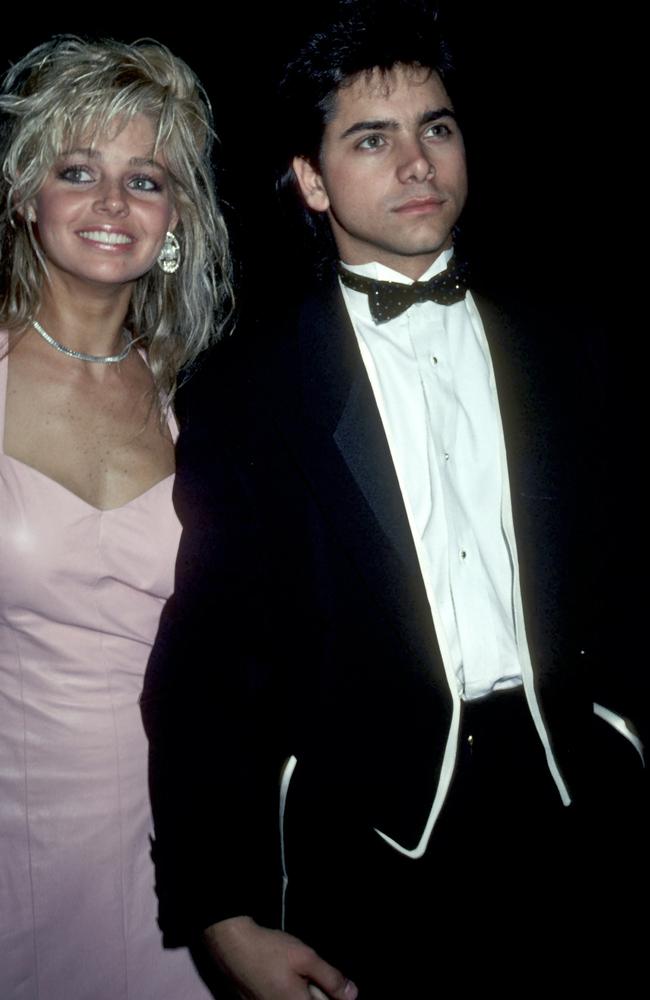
{"left": 77, "top": 229, "right": 135, "bottom": 248}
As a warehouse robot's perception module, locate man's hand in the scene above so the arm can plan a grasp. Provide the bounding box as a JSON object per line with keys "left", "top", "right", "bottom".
{"left": 203, "top": 916, "right": 359, "bottom": 1000}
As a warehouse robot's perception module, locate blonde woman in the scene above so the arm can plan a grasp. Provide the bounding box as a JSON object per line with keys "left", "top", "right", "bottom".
{"left": 0, "top": 37, "right": 231, "bottom": 999}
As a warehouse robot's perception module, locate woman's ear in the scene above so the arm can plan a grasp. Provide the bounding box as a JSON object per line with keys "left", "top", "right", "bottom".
{"left": 16, "top": 202, "right": 36, "bottom": 223}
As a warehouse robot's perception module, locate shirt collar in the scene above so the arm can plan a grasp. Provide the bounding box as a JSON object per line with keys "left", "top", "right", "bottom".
{"left": 339, "top": 248, "right": 454, "bottom": 286}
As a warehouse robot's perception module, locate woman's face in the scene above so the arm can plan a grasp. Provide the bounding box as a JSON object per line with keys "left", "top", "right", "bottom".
{"left": 28, "top": 114, "right": 178, "bottom": 292}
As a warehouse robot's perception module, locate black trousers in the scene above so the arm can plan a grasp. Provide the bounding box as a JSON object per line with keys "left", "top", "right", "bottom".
{"left": 284, "top": 689, "right": 647, "bottom": 997}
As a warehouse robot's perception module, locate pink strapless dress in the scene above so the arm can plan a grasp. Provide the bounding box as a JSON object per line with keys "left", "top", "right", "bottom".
{"left": 0, "top": 336, "right": 210, "bottom": 999}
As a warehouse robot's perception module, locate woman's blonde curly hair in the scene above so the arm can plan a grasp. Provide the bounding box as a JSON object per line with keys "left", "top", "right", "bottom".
{"left": 0, "top": 36, "right": 232, "bottom": 404}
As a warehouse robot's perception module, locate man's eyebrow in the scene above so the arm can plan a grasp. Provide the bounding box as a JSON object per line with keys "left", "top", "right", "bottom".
{"left": 340, "top": 107, "right": 457, "bottom": 139}
{"left": 419, "top": 107, "right": 457, "bottom": 127}
{"left": 340, "top": 118, "right": 400, "bottom": 139}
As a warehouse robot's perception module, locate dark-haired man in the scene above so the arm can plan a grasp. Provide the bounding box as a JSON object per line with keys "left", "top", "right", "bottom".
{"left": 143, "top": 5, "right": 646, "bottom": 998}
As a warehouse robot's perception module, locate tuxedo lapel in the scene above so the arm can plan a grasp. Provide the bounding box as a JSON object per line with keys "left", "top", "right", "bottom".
{"left": 267, "top": 283, "right": 445, "bottom": 681}
{"left": 332, "top": 364, "right": 417, "bottom": 563}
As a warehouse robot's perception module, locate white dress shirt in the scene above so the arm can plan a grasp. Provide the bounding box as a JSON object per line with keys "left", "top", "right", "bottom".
{"left": 340, "top": 250, "right": 524, "bottom": 701}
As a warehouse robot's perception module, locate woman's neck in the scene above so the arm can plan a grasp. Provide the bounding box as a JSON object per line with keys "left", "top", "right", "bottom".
{"left": 35, "top": 277, "right": 133, "bottom": 358}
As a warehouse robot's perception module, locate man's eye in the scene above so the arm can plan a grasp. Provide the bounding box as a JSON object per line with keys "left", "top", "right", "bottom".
{"left": 425, "top": 123, "right": 452, "bottom": 138}
{"left": 357, "top": 134, "right": 387, "bottom": 150}
{"left": 129, "top": 175, "right": 161, "bottom": 192}
{"left": 58, "top": 165, "right": 93, "bottom": 183}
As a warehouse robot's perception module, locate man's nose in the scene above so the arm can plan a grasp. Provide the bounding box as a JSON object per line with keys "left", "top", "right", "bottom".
{"left": 396, "top": 139, "right": 435, "bottom": 184}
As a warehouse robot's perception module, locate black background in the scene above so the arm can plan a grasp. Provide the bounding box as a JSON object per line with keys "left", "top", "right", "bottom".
{"left": 1, "top": 3, "right": 640, "bottom": 299}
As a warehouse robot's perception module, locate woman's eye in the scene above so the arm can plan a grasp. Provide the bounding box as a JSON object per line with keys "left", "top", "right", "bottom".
{"left": 59, "top": 165, "right": 93, "bottom": 183}
{"left": 357, "top": 134, "right": 387, "bottom": 150}
{"left": 129, "top": 175, "right": 161, "bottom": 192}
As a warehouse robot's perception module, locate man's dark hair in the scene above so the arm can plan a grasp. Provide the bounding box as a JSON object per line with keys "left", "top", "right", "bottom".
{"left": 276, "top": 1, "right": 455, "bottom": 260}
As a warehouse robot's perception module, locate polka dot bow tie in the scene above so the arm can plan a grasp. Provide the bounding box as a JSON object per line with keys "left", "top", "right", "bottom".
{"left": 338, "top": 255, "right": 469, "bottom": 324}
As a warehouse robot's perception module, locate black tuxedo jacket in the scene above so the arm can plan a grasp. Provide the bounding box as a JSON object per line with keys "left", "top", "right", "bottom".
{"left": 142, "top": 280, "right": 644, "bottom": 945}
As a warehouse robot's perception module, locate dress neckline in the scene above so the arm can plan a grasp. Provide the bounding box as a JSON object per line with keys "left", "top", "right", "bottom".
{"left": 0, "top": 331, "right": 177, "bottom": 513}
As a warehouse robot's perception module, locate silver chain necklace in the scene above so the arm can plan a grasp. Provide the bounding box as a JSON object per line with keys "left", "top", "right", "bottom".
{"left": 32, "top": 319, "right": 134, "bottom": 364}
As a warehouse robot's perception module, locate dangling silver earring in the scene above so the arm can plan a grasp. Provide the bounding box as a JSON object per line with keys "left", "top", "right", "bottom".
{"left": 157, "top": 231, "right": 181, "bottom": 274}
{"left": 26, "top": 207, "right": 36, "bottom": 223}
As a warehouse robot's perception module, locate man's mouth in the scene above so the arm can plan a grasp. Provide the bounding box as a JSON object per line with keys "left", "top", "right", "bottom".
{"left": 393, "top": 197, "right": 445, "bottom": 214}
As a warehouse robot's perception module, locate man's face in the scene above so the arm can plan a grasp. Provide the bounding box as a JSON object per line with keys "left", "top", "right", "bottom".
{"left": 294, "top": 64, "right": 467, "bottom": 280}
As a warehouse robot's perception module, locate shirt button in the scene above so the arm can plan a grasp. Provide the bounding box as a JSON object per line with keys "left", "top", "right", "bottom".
{"left": 444, "top": 452, "right": 449, "bottom": 461}
{"left": 460, "top": 550, "right": 467, "bottom": 560}
{"left": 431, "top": 355, "right": 438, "bottom": 366}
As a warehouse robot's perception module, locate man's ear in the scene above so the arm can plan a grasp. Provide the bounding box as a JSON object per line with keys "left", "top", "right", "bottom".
{"left": 292, "top": 156, "right": 329, "bottom": 213}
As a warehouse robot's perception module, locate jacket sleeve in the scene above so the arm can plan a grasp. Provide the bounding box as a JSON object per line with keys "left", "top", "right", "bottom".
{"left": 141, "top": 348, "right": 286, "bottom": 946}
